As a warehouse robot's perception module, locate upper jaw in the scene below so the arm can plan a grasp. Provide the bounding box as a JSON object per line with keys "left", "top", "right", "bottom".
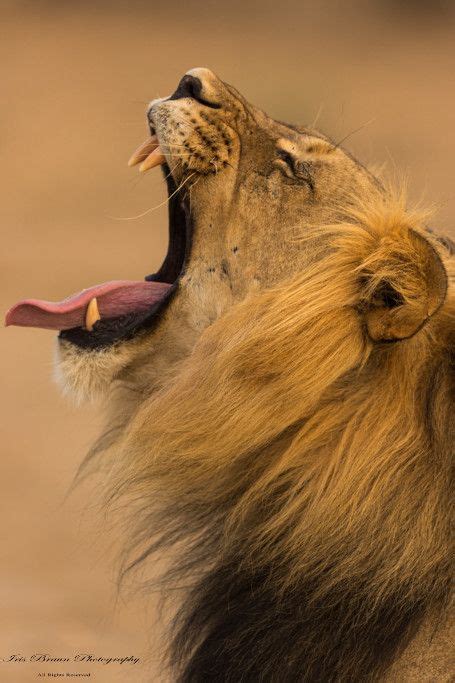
{"left": 145, "top": 73, "right": 243, "bottom": 183}
{"left": 150, "top": 102, "right": 236, "bottom": 183}
{"left": 147, "top": 97, "right": 168, "bottom": 132}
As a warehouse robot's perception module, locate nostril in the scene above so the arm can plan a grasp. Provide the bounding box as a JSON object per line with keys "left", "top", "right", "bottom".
{"left": 184, "top": 75, "right": 201, "bottom": 99}
{"left": 171, "top": 75, "right": 203, "bottom": 101}
{"left": 170, "top": 74, "right": 220, "bottom": 109}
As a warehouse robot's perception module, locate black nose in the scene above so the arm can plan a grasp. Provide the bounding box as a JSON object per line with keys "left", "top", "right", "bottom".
{"left": 170, "top": 75, "right": 203, "bottom": 102}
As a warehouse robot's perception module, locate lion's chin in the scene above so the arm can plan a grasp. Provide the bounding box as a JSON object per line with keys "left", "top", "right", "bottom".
{"left": 54, "top": 338, "right": 138, "bottom": 404}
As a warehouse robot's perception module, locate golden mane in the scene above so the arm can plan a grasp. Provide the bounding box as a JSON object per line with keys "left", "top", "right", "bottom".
{"left": 102, "top": 191, "right": 454, "bottom": 682}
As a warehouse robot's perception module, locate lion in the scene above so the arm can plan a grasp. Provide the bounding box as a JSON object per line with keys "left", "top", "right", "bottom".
{"left": 6, "top": 68, "right": 454, "bottom": 682}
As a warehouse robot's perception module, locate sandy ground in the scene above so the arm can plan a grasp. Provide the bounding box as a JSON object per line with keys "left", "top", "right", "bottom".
{"left": 1, "top": 2, "right": 454, "bottom": 681}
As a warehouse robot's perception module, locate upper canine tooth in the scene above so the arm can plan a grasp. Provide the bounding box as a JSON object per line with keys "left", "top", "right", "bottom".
{"left": 85, "top": 297, "right": 101, "bottom": 331}
{"left": 139, "top": 146, "right": 166, "bottom": 172}
{"left": 128, "top": 135, "right": 158, "bottom": 167}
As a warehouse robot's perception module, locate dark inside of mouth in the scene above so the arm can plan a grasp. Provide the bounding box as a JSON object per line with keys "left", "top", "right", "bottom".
{"left": 59, "top": 166, "right": 191, "bottom": 349}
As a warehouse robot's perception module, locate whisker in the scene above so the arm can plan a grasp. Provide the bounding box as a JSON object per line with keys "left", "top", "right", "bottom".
{"left": 126, "top": 174, "right": 147, "bottom": 191}
{"left": 311, "top": 102, "right": 324, "bottom": 129}
{"left": 110, "top": 172, "right": 197, "bottom": 221}
{"left": 333, "top": 118, "right": 376, "bottom": 150}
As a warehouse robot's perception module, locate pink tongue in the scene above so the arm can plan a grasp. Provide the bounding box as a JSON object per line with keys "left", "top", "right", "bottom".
{"left": 5, "top": 280, "right": 172, "bottom": 331}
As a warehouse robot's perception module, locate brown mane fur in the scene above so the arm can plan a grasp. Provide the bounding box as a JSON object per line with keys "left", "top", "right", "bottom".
{"left": 98, "top": 191, "right": 454, "bottom": 682}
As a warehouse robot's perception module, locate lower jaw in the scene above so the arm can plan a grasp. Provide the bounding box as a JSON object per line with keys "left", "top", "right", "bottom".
{"left": 59, "top": 168, "right": 192, "bottom": 351}
{"left": 58, "top": 282, "right": 179, "bottom": 350}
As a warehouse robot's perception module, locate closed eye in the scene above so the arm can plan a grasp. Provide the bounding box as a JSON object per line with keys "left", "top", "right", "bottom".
{"left": 276, "top": 149, "right": 315, "bottom": 193}
{"left": 277, "top": 149, "right": 295, "bottom": 169}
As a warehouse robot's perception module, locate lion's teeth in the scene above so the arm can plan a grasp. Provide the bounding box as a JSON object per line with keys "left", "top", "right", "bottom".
{"left": 139, "top": 146, "right": 166, "bottom": 172}
{"left": 128, "top": 135, "right": 158, "bottom": 167}
{"left": 85, "top": 297, "right": 101, "bottom": 331}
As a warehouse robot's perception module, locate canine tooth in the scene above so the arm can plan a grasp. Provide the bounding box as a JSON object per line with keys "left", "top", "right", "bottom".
{"left": 139, "top": 146, "right": 166, "bottom": 172}
{"left": 85, "top": 297, "right": 101, "bottom": 331}
{"left": 128, "top": 135, "right": 158, "bottom": 167}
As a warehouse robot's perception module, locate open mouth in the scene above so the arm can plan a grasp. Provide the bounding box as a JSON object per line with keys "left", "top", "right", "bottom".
{"left": 5, "top": 131, "right": 193, "bottom": 350}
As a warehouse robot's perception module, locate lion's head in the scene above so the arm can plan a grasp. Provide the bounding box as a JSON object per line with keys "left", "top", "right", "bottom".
{"left": 6, "top": 69, "right": 454, "bottom": 682}
{"left": 8, "top": 68, "right": 389, "bottom": 401}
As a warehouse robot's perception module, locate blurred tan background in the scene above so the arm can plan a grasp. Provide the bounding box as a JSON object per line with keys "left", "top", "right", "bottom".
{"left": 1, "top": 1, "right": 454, "bottom": 681}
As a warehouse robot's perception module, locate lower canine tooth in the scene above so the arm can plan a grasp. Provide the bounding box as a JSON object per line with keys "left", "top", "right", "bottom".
{"left": 85, "top": 297, "right": 101, "bottom": 331}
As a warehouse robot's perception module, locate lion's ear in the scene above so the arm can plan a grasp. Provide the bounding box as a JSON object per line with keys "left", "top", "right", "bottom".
{"left": 359, "top": 227, "right": 448, "bottom": 342}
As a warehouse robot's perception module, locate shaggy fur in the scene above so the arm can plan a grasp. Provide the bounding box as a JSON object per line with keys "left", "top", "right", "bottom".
{"left": 105, "top": 194, "right": 454, "bottom": 682}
